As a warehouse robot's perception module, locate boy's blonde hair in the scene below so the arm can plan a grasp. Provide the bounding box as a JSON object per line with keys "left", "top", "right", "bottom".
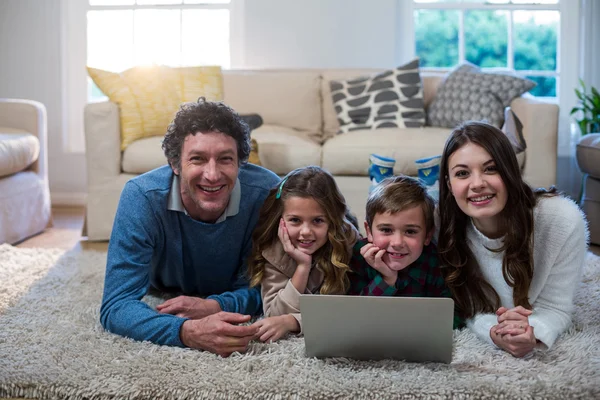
{"left": 366, "top": 175, "right": 435, "bottom": 233}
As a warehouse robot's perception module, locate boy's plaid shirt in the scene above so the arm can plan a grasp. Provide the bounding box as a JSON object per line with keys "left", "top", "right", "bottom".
{"left": 347, "top": 238, "right": 464, "bottom": 329}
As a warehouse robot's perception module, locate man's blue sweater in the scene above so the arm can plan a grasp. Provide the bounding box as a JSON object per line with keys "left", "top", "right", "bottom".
{"left": 100, "top": 164, "right": 279, "bottom": 347}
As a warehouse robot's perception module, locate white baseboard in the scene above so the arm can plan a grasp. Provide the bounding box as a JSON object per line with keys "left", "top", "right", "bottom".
{"left": 51, "top": 192, "right": 88, "bottom": 206}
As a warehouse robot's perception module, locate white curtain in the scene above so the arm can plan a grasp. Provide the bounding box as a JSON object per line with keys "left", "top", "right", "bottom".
{"left": 580, "top": 0, "right": 600, "bottom": 88}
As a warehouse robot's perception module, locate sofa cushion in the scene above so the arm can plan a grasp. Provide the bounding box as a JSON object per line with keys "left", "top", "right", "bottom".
{"left": 328, "top": 59, "right": 426, "bottom": 134}
{"left": 322, "top": 126, "right": 526, "bottom": 177}
{"left": 427, "top": 62, "right": 536, "bottom": 128}
{"left": 88, "top": 66, "right": 223, "bottom": 151}
{"left": 251, "top": 125, "right": 322, "bottom": 175}
{"left": 223, "top": 71, "right": 322, "bottom": 142}
{"left": 322, "top": 71, "right": 441, "bottom": 140}
{"left": 322, "top": 127, "right": 452, "bottom": 176}
{"left": 0, "top": 128, "right": 40, "bottom": 178}
{"left": 122, "top": 136, "right": 168, "bottom": 174}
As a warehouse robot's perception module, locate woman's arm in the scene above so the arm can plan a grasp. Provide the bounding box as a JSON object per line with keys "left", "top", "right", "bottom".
{"left": 528, "top": 204, "right": 588, "bottom": 348}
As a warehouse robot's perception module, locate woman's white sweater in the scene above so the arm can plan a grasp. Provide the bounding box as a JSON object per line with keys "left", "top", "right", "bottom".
{"left": 466, "top": 196, "right": 588, "bottom": 349}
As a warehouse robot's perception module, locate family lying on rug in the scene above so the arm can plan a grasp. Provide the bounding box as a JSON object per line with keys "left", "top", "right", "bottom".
{"left": 100, "top": 98, "right": 588, "bottom": 360}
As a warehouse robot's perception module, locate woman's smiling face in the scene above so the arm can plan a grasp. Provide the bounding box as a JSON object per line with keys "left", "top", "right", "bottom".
{"left": 447, "top": 142, "right": 508, "bottom": 235}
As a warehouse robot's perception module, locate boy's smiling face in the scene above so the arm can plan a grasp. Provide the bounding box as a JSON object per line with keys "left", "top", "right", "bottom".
{"left": 365, "top": 205, "right": 432, "bottom": 271}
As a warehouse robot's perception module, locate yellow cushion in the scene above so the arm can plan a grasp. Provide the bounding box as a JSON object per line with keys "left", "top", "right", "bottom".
{"left": 87, "top": 65, "right": 224, "bottom": 150}
{"left": 177, "top": 66, "right": 223, "bottom": 103}
{"left": 248, "top": 138, "right": 261, "bottom": 166}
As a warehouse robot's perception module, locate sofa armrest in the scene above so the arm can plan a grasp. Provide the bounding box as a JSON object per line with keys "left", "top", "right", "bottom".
{"left": 510, "top": 95, "right": 559, "bottom": 189}
{"left": 0, "top": 98, "right": 48, "bottom": 180}
{"left": 84, "top": 101, "right": 122, "bottom": 187}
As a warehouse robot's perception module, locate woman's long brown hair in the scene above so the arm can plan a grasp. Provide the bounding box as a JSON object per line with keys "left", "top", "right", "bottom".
{"left": 247, "top": 166, "right": 358, "bottom": 295}
{"left": 438, "top": 122, "right": 556, "bottom": 319}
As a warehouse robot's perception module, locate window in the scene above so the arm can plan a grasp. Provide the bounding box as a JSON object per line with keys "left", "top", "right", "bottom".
{"left": 87, "top": 0, "right": 231, "bottom": 102}
{"left": 414, "top": 0, "right": 560, "bottom": 97}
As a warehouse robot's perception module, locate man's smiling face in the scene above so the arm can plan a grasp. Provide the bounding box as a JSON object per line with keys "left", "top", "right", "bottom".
{"left": 173, "top": 131, "right": 239, "bottom": 223}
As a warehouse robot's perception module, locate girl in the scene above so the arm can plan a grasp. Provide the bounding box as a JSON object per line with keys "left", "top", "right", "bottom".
{"left": 248, "top": 166, "right": 359, "bottom": 342}
{"left": 438, "top": 121, "right": 588, "bottom": 358}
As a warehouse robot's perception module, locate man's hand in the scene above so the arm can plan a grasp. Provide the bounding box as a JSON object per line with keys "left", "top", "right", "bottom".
{"left": 157, "top": 296, "right": 221, "bottom": 319}
{"left": 279, "top": 219, "right": 312, "bottom": 268}
{"left": 180, "top": 312, "right": 258, "bottom": 357}
{"left": 252, "top": 315, "right": 300, "bottom": 343}
{"left": 360, "top": 243, "right": 397, "bottom": 286}
{"left": 490, "top": 324, "right": 536, "bottom": 358}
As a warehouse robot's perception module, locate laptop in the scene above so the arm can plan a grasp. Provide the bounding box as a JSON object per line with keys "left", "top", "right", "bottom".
{"left": 299, "top": 295, "right": 454, "bottom": 363}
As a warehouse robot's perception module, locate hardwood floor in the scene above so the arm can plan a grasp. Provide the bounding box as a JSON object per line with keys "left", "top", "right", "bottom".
{"left": 16, "top": 206, "right": 107, "bottom": 252}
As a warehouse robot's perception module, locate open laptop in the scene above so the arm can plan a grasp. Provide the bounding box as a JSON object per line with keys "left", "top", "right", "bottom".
{"left": 299, "top": 295, "right": 454, "bottom": 363}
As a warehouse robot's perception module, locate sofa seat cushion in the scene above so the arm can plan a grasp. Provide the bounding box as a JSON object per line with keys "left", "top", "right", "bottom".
{"left": 322, "top": 127, "right": 451, "bottom": 176}
{"left": 323, "top": 127, "right": 526, "bottom": 177}
{"left": 0, "top": 128, "right": 40, "bottom": 178}
{"left": 122, "top": 136, "right": 168, "bottom": 174}
{"left": 252, "top": 125, "right": 322, "bottom": 175}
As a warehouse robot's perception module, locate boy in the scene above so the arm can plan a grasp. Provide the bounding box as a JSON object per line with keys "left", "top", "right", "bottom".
{"left": 347, "top": 175, "right": 463, "bottom": 328}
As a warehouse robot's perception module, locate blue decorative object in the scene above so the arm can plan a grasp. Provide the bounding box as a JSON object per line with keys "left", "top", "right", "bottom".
{"left": 415, "top": 155, "right": 441, "bottom": 201}
{"left": 368, "top": 154, "right": 396, "bottom": 192}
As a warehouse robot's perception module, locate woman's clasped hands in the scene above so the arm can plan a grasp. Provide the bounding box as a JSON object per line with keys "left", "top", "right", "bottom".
{"left": 490, "top": 306, "right": 537, "bottom": 358}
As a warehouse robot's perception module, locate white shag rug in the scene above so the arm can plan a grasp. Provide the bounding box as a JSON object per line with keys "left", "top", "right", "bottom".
{"left": 1, "top": 244, "right": 599, "bottom": 400}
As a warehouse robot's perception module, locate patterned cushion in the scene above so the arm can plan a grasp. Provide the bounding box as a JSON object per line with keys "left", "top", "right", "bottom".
{"left": 427, "top": 63, "right": 535, "bottom": 128}
{"left": 329, "top": 58, "right": 425, "bottom": 134}
{"left": 88, "top": 65, "right": 223, "bottom": 150}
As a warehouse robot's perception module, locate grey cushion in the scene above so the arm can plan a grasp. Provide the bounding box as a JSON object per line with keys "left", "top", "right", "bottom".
{"left": 427, "top": 62, "right": 536, "bottom": 128}
{"left": 329, "top": 58, "right": 425, "bottom": 134}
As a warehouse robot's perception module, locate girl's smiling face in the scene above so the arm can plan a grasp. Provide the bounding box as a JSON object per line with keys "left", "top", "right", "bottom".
{"left": 282, "top": 196, "right": 330, "bottom": 255}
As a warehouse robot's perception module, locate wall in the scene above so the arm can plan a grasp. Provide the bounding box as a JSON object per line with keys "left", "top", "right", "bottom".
{"left": 0, "top": 0, "right": 87, "bottom": 205}
{"left": 236, "top": 0, "right": 404, "bottom": 69}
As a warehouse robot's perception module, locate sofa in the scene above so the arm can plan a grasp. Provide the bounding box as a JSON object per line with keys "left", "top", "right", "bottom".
{"left": 83, "top": 69, "right": 559, "bottom": 241}
{"left": 0, "top": 98, "right": 52, "bottom": 244}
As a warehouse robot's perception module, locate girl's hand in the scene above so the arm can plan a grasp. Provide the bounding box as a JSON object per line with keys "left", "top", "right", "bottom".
{"left": 252, "top": 315, "right": 300, "bottom": 343}
{"left": 360, "top": 242, "right": 397, "bottom": 287}
{"left": 278, "top": 219, "right": 312, "bottom": 267}
{"left": 490, "top": 324, "right": 537, "bottom": 358}
{"left": 494, "top": 306, "right": 532, "bottom": 336}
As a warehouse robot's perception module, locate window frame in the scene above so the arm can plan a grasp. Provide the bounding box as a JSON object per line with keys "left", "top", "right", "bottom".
{"left": 412, "top": 0, "right": 561, "bottom": 99}
{"left": 61, "top": 0, "right": 240, "bottom": 154}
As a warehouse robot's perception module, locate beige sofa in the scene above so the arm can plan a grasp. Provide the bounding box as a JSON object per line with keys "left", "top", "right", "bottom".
{"left": 84, "top": 69, "right": 559, "bottom": 241}
{"left": 0, "top": 98, "right": 52, "bottom": 244}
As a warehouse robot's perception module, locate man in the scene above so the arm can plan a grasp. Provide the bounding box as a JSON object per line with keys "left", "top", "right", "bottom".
{"left": 100, "top": 98, "right": 280, "bottom": 357}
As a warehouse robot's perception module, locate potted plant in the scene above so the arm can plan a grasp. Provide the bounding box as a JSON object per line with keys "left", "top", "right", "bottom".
{"left": 570, "top": 79, "right": 600, "bottom": 136}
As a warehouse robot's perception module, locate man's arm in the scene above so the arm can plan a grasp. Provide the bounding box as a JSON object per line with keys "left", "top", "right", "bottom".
{"left": 206, "top": 222, "right": 261, "bottom": 315}
{"left": 100, "top": 181, "right": 187, "bottom": 347}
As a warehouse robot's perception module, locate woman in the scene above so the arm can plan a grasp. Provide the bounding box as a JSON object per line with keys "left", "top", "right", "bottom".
{"left": 438, "top": 121, "right": 588, "bottom": 357}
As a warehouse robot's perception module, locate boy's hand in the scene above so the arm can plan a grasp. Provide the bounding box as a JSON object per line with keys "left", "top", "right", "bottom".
{"left": 278, "top": 219, "right": 312, "bottom": 267}
{"left": 360, "top": 243, "right": 397, "bottom": 286}
{"left": 252, "top": 315, "right": 300, "bottom": 343}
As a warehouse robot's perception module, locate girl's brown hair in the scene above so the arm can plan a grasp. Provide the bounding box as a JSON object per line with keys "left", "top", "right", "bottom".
{"left": 248, "top": 166, "right": 358, "bottom": 294}
{"left": 438, "top": 121, "right": 556, "bottom": 319}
